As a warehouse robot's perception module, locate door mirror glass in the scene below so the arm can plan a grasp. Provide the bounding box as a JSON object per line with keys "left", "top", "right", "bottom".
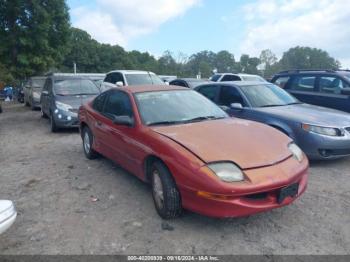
{"left": 42, "top": 90, "right": 49, "bottom": 95}
{"left": 230, "top": 103, "right": 243, "bottom": 109}
{"left": 115, "top": 81, "right": 124, "bottom": 87}
{"left": 112, "top": 115, "right": 134, "bottom": 126}
{"left": 219, "top": 105, "right": 230, "bottom": 111}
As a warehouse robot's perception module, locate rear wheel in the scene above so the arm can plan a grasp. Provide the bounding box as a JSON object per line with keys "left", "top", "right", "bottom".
{"left": 82, "top": 127, "right": 98, "bottom": 159}
{"left": 151, "top": 161, "right": 182, "bottom": 219}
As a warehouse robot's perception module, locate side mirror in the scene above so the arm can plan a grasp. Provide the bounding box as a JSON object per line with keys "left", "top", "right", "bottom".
{"left": 113, "top": 115, "right": 134, "bottom": 126}
{"left": 115, "top": 81, "right": 124, "bottom": 87}
{"left": 230, "top": 103, "right": 243, "bottom": 109}
{"left": 42, "top": 90, "right": 49, "bottom": 95}
{"left": 341, "top": 88, "right": 350, "bottom": 95}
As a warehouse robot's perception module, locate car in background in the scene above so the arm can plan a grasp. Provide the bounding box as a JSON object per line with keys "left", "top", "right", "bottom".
{"left": 159, "top": 75, "right": 177, "bottom": 83}
{"left": 195, "top": 82, "right": 350, "bottom": 160}
{"left": 210, "top": 73, "right": 266, "bottom": 82}
{"left": 271, "top": 69, "right": 350, "bottom": 113}
{"left": 79, "top": 85, "right": 308, "bottom": 219}
{"left": 24, "top": 76, "right": 47, "bottom": 109}
{"left": 169, "top": 78, "right": 212, "bottom": 89}
{"left": 40, "top": 73, "right": 101, "bottom": 132}
{"left": 0, "top": 200, "right": 17, "bottom": 235}
{"left": 101, "top": 70, "right": 164, "bottom": 91}
{"left": 69, "top": 73, "right": 105, "bottom": 89}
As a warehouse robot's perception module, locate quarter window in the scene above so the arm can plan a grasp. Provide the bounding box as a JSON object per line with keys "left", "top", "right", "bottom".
{"left": 290, "top": 76, "right": 316, "bottom": 91}
{"left": 103, "top": 91, "right": 133, "bottom": 118}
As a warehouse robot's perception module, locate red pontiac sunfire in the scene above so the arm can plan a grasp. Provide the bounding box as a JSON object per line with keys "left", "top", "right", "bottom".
{"left": 78, "top": 85, "right": 308, "bottom": 219}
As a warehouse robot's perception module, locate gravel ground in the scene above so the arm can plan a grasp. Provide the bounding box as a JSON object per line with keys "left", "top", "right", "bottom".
{"left": 0, "top": 102, "right": 349, "bottom": 255}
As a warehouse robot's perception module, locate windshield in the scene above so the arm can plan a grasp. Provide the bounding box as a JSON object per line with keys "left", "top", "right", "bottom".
{"left": 32, "top": 79, "right": 46, "bottom": 89}
{"left": 125, "top": 73, "right": 164, "bottom": 85}
{"left": 135, "top": 90, "right": 227, "bottom": 126}
{"left": 54, "top": 79, "right": 99, "bottom": 96}
{"left": 240, "top": 84, "right": 299, "bottom": 107}
{"left": 241, "top": 75, "right": 266, "bottom": 82}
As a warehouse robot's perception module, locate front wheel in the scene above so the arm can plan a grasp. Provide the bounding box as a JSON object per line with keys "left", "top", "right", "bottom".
{"left": 82, "top": 127, "right": 98, "bottom": 159}
{"left": 151, "top": 161, "right": 182, "bottom": 219}
{"left": 50, "top": 114, "right": 58, "bottom": 133}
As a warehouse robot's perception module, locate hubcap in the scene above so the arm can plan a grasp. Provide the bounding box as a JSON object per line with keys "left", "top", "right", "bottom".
{"left": 152, "top": 170, "right": 164, "bottom": 209}
{"left": 84, "top": 131, "right": 91, "bottom": 153}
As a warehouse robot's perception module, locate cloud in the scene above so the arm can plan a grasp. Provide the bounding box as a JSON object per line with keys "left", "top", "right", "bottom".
{"left": 71, "top": 0, "right": 200, "bottom": 47}
{"left": 239, "top": 0, "right": 350, "bottom": 67}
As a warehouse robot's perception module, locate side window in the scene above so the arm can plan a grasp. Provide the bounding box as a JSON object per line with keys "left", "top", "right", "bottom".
{"left": 172, "top": 81, "right": 187, "bottom": 87}
{"left": 42, "top": 79, "right": 49, "bottom": 91}
{"left": 115, "top": 73, "right": 125, "bottom": 85}
{"left": 47, "top": 79, "right": 53, "bottom": 92}
{"left": 104, "top": 74, "right": 112, "bottom": 83}
{"left": 92, "top": 92, "right": 107, "bottom": 112}
{"left": 197, "top": 85, "right": 219, "bottom": 102}
{"left": 221, "top": 75, "right": 241, "bottom": 82}
{"left": 290, "top": 76, "right": 316, "bottom": 91}
{"left": 103, "top": 91, "right": 133, "bottom": 118}
{"left": 274, "top": 76, "right": 290, "bottom": 89}
{"left": 319, "top": 76, "right": 346, "bottom": 94}
{"left": 218, "top": 86, "right": 245, "bottom": 106}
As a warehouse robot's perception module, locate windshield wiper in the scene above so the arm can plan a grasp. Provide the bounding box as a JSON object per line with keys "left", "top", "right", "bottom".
{"left": 147, "top": 120, "right": 183, "bottom": 126}
{"left": 286, "top": 102, "right": 303, "bottom": 105}
{"left": 260, "top": 104, "right": 285, "bottom": 108}
{"left": 183, "top": 116, "right": 225, "bottom": 123}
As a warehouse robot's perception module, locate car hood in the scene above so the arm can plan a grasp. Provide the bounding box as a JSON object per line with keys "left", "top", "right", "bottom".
{"left": 151, "top": 118, "right": 293, "bottom": 169}
{"left": 55, "top": 94, "right": 97, "bottom": 110}
{"left": 255, "top": 103, "right": 350, "bottom": 127}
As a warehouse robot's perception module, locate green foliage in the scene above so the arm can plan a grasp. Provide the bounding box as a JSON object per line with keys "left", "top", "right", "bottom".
{"left": 0, "top": 2, "right": 343, "bottom": 83}
{"left": 0, "top": 0, "right": 70, "bottom": 79}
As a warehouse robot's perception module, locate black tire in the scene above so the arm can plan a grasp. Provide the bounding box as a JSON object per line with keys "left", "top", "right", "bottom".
{"left": 82, "top": 127, "right": 98, "bottom": 159}
{"left": 151, "top": 161, "right": 182, "bottom": 219}
{"left": 50, "top": 113, "right": 58, "bottom": 133}
{"left": 25, "top": 101, "right": 29, "bottom": 107}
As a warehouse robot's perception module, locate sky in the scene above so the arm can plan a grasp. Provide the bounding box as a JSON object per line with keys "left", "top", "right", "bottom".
{"left": 67, "top": 0, "right": 350, "bottom": 68}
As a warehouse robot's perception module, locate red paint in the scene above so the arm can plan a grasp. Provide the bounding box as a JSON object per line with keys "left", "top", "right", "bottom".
{"left": 79, "top": 86, "right": 309, "bottom": 218}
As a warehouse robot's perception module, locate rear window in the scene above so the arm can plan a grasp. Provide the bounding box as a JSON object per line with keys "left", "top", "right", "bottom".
{"left": 290, "top": 76, "right": 316, "bottom": 91}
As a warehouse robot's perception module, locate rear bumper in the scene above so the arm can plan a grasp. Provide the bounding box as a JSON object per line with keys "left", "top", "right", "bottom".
{"left": 179, "top": 158, "right": 308, "bottom": 218}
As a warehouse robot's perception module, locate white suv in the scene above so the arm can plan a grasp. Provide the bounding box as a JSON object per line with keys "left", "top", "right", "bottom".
{"left": 210, "top": 73, "right": 266, "bottom": 82}
{"left": 101, "top": 70, "right": 164, "bottom": 91}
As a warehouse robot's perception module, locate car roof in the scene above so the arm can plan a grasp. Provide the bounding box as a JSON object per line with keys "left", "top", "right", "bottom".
{"left": 197, "top": 81, "right": 271, "bottom": 88}
{"left": 111, "top": 85, "right": 188, "bottom": 94}
{"left": 107, "top": 70, "right": 156, "bottom": 75}
{"left": 173, "top": 78, "right": 210, "bottom": 81}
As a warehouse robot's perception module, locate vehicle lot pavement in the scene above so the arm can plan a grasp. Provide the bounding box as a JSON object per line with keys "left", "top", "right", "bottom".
{"left": 0, "top": 103, "right": 349, "bottom": 255}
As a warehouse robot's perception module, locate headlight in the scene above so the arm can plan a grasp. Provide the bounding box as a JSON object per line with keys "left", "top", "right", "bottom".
{"left": 302, "top": 124, "right": 342, "bottom": 137}
{"left": 288, "top": 143, "right": 304, "bottom": 162}
{"left": 33, "top": 92, "right": 40, "bottom": 99}
{"left": 207, "top": 162, "right": 244, "bottom": 182}
{"left": 55, "top": 101, "right": 72, "bottom": 112}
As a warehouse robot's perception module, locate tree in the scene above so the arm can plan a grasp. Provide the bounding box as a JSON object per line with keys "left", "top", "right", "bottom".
{"left": 214, "top": 50, "right": 236, "bottom": 73}
{"left": 279, "top": 46, "right": 341, "bottom": 70}
{"left": 238, "top": 54, "right": 260, "bottom": 74}
{"left": 259, "top": 49, "right": 279, "bottom": 77}
{"left": 0, "top": 0, "right": 70, "bottom": 79}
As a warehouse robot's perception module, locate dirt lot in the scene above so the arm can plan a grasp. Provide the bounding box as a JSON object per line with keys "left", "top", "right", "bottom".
{"left": 0, "top": 102, "right": 349, "bottom": 255}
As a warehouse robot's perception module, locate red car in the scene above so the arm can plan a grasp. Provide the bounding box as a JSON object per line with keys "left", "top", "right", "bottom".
{"left": 79, "top": 85, "right": 308, "bottom": 219}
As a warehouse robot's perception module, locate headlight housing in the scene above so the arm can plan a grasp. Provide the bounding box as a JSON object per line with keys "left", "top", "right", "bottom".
{"left": 55, "top": 101, "right": 72, "bottom": 112}
{"left": 302, "top": 124, "right": 342, "bottom": 137}
{"left": 288, "top": 143, "right": 304, "bottom": 162}
{"left": 207, "top": 162, "right": 244, "bottom": 182}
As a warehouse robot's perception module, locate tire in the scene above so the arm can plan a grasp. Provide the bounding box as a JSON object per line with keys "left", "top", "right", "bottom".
{"left": 25, "top": 101, "right": 29, "bottom": 107}
{"left": 82, "top": 127, "right": 98, "bottom": 159}
{"left": 50, "top": 113, "right": 58, "bottom": 133}
{"left": 151, "top": 161, "right": 182, "bottom": 219}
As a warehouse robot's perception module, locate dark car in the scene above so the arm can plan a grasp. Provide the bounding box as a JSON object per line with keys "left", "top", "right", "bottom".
{"left": 195, "top": 82, "right": 350, "bottom": 160}
{"left": 271, "top": 69, "right": 350, "bottom": 113}
{"left": 24, "top": 76, "right": 47, "bottom": 109}
{"left": 169, "top": 78, "right": 212, "bottom": 89}
{"left": 40, "top": 74, "right": 100, "bottom": 132}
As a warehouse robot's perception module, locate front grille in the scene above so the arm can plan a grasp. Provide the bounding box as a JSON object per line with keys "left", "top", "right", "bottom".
{"left": 244, "top": 192, "right": 268, "bottom": 200}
